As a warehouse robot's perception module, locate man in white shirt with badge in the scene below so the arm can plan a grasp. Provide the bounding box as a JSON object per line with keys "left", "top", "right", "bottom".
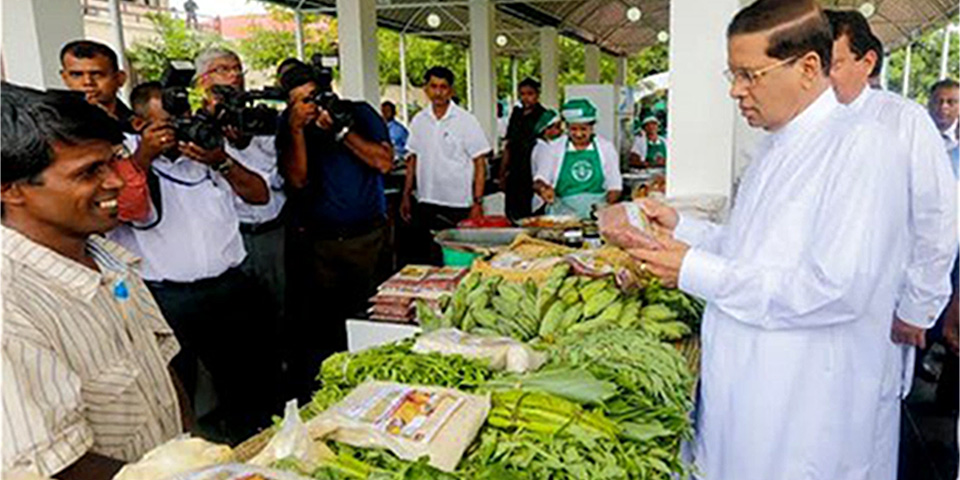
{"left": 109, "top": 79, "right": 280, "bottom": 443}
{"left": 623, "top": 1, "right": 914, "bottom": 478}
{"left": 401, "top": 66, "right": 491, "bottom": 263}
{"left": 826, "top": 9, "right": 958, "bottom": 468}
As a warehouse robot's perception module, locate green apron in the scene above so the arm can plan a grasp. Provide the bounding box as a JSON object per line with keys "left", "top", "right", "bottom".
{"left": 645, "top": 137, "right": 667, "bottom": 166}
{"left": 548, "top": 138, "right": 607, "bottom": 219}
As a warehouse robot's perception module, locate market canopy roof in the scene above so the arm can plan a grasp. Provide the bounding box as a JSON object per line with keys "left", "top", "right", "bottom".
{"left": 261, "top": 0, "right": 957, "bottom": 56}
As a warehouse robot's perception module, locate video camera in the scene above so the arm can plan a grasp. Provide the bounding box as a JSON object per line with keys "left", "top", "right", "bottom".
{"left": 299, "top": 57, "right": 355, "bottom": 133}
{"left": 159, "top": 61, "right": 285, "bottom": 150}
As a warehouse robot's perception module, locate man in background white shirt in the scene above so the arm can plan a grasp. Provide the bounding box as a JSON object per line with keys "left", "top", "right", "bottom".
{"left": 401, "top": 66, "right": 491, "bottom": 264}
{"left": 929, "top": 79, "right": 959, "bottom": 152}
{"left": 826, "top": 8, "right": 958, "bottom": 471}
{"left": 108, "top": 80, "right": 280, "bottom": 443}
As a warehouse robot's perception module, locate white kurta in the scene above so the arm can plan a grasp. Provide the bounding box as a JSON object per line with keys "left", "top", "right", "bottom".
{"left": 849, "top": 87, "right": 957, "bottom": 329}
{"left": 676, "top": 90, "right": 911, "bottom": 480}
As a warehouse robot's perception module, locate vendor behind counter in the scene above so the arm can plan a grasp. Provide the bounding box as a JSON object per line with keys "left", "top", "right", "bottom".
{"left": 532, "top": 98, "right": 623, "bottom": 219}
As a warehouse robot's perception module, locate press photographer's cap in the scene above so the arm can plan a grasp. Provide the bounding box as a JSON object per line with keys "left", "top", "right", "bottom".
{"left": 561, "top": 98, "right": 597, "bottom": 124}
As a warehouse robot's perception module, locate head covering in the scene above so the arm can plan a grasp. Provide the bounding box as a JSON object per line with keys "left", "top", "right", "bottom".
{"left": 641, "top": 114, "right": 660, "bottom": 126}
{"left": 534, "top": 109, "right": 561, "bottom": 135}
{"left": 561, "top": 98, "right": 598, "bottom": 124}
{"left": 279, "top": 63, "right": 318, "bottom": 95}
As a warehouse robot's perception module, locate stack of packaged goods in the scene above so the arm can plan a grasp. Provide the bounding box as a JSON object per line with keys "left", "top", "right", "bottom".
{"left": 368, "top": 266, "right": 468, "bottom": 323}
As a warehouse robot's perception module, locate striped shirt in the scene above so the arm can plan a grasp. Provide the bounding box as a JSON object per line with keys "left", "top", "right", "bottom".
{"left": 2, "top": 226, "right": 182, "bottom": 475}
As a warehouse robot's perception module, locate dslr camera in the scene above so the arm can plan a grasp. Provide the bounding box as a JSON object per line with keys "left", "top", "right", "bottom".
{"left": 159, "top": 61, "right": 285, "bottom": 151}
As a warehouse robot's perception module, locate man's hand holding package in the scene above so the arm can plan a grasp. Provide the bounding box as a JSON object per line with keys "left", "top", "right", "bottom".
{"left": 627, "top": 235, "right": 690, "bottom": 288}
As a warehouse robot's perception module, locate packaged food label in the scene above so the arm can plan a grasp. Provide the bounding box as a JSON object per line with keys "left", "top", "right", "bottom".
{"left": 338, "top": 385, "right": 464, "bottom": 445}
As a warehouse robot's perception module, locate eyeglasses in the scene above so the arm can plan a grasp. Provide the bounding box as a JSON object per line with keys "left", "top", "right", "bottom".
{"left": 206, "top": 65, "right": 244, "bottom": 77}
{"left": 723, "top": 56, "right": 798, "bottom": 87}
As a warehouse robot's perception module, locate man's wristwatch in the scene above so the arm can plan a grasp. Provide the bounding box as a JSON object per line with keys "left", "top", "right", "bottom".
{"left": 334, "top": 126, "right": 350, "bottom": 143}
{"left": 214, "top": 156, "right": 235, "bottom": 174}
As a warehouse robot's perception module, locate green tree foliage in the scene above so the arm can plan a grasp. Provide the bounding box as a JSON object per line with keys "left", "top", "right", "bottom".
{"left": 379, "top": 30, "right": 469, "bottom": 107}
{"left": 237, "top": 6, "right": 339, "bottom": 76}
{"left": 126, "top": 13, "right": 226, "bottom": 82}
{"left": 886, "top": 18, "right": 959, "bottom": 105}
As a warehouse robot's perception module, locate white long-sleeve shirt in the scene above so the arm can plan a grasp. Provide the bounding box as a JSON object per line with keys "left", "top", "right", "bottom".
{"left": 227, "top": 136, "right": 286, "bottom": 226}
{"left": 847, "top": 87, "right": 957, "bottom": 328}
{"left": 108, "top": 156, "right": 246, "bottom": 282}
{"left": 678, "top": 90, "right": 911, "bottom": 480}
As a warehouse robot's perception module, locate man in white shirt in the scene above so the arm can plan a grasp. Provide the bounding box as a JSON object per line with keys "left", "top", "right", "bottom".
{"left": 826, "top": 9, "right": 958, "bottom": 468}
{"left": 929, "top": 78, "right": 959, "bottom": 152}
{"left": 401, "top": 66, "right": 491, "bottom": 263}
{"left": 194, "top": 48, "right": 288, "bottom": 324}
{"left": 109, "top": 80, "right": 279, "bottom": 442}
{"left": 625, "top": 1, "right": 912, "bottom": 478}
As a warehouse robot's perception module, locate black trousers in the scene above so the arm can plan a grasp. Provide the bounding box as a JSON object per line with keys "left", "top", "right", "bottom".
{"left": 147, "top": 268, "right": 281, "bottom": 441}
{"left": 285, "top": 222, "right": 387, "bottom": 403}
{"left": 505, "top": 169, "right": 533, "bottom": 221}
{"left": 410, "top": 201, "right": 472, "bottom": 265}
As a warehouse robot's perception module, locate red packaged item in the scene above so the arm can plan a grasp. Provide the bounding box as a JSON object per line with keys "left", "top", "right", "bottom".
{"left": 421, "top": 267, "right": 468, "bottom": 291}
{"left": 378, "top": 265, "right": 435, "bottom": 292}
{"left": 457, "top": 216, "right": 512, "bottom": 228}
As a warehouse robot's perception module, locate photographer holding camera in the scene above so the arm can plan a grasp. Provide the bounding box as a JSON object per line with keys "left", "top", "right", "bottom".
{"left": 276, "top": 63, "right": 393, "bottom": 401}
{"left": 194, "top": 48, "right": 288, "bottom": 325}
{"left": 107, "top": 77, "right": 279, "bottom": 442}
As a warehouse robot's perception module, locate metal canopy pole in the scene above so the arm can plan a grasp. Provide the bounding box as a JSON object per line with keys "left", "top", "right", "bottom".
{"left": 294, "top": 9, "right": 306, "bottom": 61}
{"left": 107, "top": 0, "right": 129, "bottom": 98}
{"left": 400, "top": 33, "right": 410, "bottom": 123}
{"left": 902, "top": 43, "right": 912, "bottom": 98}
{"left": 940, "top": 26, "right": 951, "bottom": 80}
{"left": 510, "top": 55, "right": 518, "bottom": 107}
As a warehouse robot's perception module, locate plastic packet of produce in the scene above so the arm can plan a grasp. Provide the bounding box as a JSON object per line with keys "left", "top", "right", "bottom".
{"left": 166, "top": 463, "right": 313, "bottom": 480}
{"left": 306, "top": 381, "right": 490, "bottom": 472}
{"left": 412, "top": 328, "right": 546, "bottom": 373}
{"left": 596, "top": 202, "right": 660, "bottom": 250}
{"left": 112, "top": 436, "right": 233, "bottom": 480}
{"left": 249, "top": 399, "right": 334, "bottom": 470}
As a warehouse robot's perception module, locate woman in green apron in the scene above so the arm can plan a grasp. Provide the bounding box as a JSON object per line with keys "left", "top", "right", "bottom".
{"left": 628, "top": 114, "right": 667, "bottom": 169}
{"left": 532, "top": 98, "right": 623, "bottom": 219}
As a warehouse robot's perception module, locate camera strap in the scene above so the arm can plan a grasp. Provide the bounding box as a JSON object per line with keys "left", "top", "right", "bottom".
{"left": 130, "top": 168, "right": 164, "bottom": 230}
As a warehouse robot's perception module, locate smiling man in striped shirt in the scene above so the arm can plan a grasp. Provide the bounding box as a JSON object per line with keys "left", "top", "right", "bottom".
{"left": 0, "top": 83, "right": 189, "bottom": 478}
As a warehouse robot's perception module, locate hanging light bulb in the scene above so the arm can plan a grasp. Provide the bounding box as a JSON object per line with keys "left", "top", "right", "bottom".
{"left": 496, "top": 34, "right": 509, "bottom": 47}
{"left": 657, "top": 31, "right": 669, "bottom": 43}
{"left": 426, "top": 12, "right": 442, "bottom": 29}
{"left": 858, "top": 2, "right": 876, "bottom": 19}
{"left": 626, "top": 6, "right": 642, "bottom": 23}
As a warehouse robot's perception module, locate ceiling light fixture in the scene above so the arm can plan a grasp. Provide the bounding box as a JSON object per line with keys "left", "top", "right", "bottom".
{"left": 426, "top": 12, "right": 442, "bottom": 29}
{"left": 657, "top": 31, "right": 669, "bottom": 43}
{"left": 496, "top": 34, "right": 509, "bottom": 47}
{"left": 626, "top": 6, "right": 642, "bottom": 23}
{"left": 858, "top": 2, "right": 876, "bottom": 19}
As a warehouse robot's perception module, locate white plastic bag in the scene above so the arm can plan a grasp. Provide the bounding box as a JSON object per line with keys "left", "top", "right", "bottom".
{"left": 412, "top": 328, "right": 546, "bottom": 373}
{"left": 112, "top": 436, "right": 233, "bottom": 480}
{"left": 249, "top": 399, "right": 334, "bottom": 469}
